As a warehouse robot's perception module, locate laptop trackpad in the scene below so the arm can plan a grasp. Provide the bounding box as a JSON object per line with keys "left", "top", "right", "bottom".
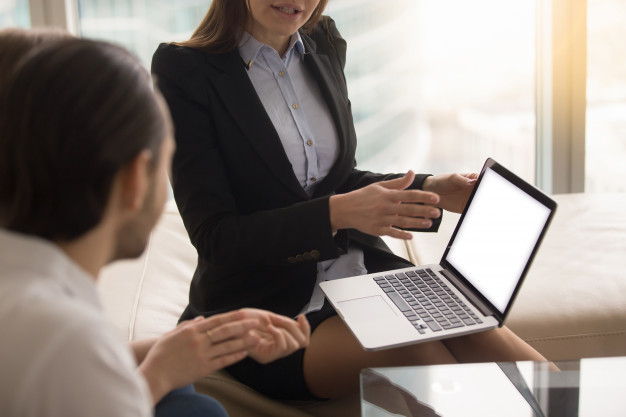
{"left": 338, "top": 295, "right": 397, "bottom": 323}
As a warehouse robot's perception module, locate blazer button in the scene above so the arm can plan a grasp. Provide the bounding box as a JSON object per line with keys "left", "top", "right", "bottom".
{"left": 311, "top": 250, "right": 320, "bottom": 260}
{"left": 287, "top": 257, "right": 296, "bottom": 264}
{"left": 303, "top": 252, "right": 312, "bottom": 261}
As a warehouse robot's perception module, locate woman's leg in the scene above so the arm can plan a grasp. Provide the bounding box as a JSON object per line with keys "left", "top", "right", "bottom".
{"left": 303, "top": 317, "right": 545, "bottom": 399}
{"left": 441, "top": 325, "right": 546, "bottom": 363}
{"left": 154, "top": 384, "right": 229, "bottom": 417}
{"left": 303, "top": 316, "right": 457, "bottom": 399}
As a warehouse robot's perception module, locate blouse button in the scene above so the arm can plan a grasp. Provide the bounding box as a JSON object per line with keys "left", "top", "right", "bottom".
{"left": 278, "top": 71, "right": 285, "bottom": 77}
{"left": 306, "top": 139, "right": 313, "bottom": 146}
{"left": 292, "top": 104, "right": 299, "bottom": 109}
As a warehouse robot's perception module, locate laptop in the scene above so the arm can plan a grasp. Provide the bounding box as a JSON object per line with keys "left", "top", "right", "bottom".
{"left": 320, "top": 158, "right": 557, "bottom": 351}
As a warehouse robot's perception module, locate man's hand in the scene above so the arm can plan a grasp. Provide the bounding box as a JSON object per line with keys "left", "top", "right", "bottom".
{"left": 137, "top": 310, "right": 261, "bottom": 404}
{"left": 238, "top": 308, "right": 311, "bottom": 364}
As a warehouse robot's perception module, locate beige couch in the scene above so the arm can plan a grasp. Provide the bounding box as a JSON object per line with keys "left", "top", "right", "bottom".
{"left": 98, "top": 193, "right": 626, "bottom": 416}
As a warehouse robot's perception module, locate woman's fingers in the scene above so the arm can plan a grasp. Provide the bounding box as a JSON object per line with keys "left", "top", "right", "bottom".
{"left": 378, "top": 170, "right": 416, "bottom": 190}
{"left": 205, "top": 332, "right": 258, "bottom": 358}
{"left": 382, "top": 227, "right": 414, "bottom": 240}
{"left": 394, "top": 202, "right": 440, "bottom": 219}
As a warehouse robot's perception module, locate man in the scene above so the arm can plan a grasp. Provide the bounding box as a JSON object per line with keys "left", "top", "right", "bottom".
{"left": 0, "top": 34, "right": 309, "bottom": 416}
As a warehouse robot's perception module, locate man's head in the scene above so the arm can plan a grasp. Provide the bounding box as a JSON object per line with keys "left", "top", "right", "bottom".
{"left": 0, "top": 27, "right": 71, "bottom": 90}
{"left": 0, "top": 37, "right": 174, "bottom": 261}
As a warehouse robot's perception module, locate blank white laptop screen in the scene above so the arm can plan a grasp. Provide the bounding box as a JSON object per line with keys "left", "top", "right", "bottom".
{"left": 445, "top": 168, "right": 552, "bottom": 314}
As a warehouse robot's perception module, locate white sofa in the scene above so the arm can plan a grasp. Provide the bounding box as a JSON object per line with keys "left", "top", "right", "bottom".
{"left": 98, "top": 193, "right": 626, "bottom": 416}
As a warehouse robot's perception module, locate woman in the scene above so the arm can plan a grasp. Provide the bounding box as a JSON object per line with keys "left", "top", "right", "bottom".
{"left": 151, "top": 0, "right": 546, "bottom": 400}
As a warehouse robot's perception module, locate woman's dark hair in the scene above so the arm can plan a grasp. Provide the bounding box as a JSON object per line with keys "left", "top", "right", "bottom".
{"left": 175, "top": 0, "right": 329, "bottom": 52}
{"left": 0, "top": 38, "right": 168, "bottom": 240}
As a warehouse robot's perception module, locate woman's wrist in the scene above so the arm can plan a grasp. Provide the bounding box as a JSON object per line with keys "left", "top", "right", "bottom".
{"left": 328, "top": 194, "right": 347, "bottom": 233}
{"left": 421, "top": 175, "right": 435, "bottom": 192}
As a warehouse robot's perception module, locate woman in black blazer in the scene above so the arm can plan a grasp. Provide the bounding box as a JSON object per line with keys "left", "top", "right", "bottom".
{"left": 152, "top": 0, "right": 546, "bottom": 400}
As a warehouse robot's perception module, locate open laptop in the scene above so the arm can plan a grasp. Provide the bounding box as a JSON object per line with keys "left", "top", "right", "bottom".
{"left": 320, "top": 158, "right": 557, "bottom": 351}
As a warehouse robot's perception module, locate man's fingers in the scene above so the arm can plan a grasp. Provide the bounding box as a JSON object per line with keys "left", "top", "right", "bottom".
{"left": 195, "top": 310, "right": 247, "bottom": 331}
{"left": 199, "top": 318, "right": 260, "bottom": 344}
{"left": 206, "top": 350, "right": 249, "bottom": 371}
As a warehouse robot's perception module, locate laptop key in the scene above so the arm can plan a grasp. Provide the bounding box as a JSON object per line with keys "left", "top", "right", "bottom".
{"left": 425, "top": 321, "right": 442, "bottom": 332}
{"left": 386, "top": 291, "right": 412, "bottom": 312}
{"left": 463, "top": 318, "right": 476, "bottom": 326}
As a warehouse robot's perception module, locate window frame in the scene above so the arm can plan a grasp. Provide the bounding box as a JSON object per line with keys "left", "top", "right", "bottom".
{"left": 536, "top": 0, "right": 587, "bottom": 194}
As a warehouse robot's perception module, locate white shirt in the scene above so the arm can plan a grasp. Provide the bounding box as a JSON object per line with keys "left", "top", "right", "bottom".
{"left": 0, "top": 229, "right": 153, "bottom": 417}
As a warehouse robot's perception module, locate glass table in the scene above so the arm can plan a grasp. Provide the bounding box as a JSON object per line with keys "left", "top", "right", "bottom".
{"left": 360, "top": 356, "right": 626, "bottom": 417}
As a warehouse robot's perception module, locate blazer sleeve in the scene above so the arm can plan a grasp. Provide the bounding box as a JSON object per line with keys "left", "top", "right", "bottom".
{"left": 152, "top": 45, "right": 344, "bottom": 267}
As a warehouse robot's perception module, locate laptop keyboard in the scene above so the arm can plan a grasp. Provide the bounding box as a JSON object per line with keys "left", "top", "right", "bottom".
{"left": 373, "top": 268, "right": 483, "bottom": 334}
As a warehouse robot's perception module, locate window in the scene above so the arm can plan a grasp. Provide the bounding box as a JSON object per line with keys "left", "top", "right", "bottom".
{"left": 76, "top": 0, "right": 205, "bottom": 67}
{"left": 586, "top": 0, "right": 626, "bottom": 192}
{"left": 4, "top": 0, "right": 626, "bottom": 193}
{"left": 0, "top": 0, "right": 30, "bottom": 28}
{"left": 327, "top": 0, "right": 536, "bottom": 181}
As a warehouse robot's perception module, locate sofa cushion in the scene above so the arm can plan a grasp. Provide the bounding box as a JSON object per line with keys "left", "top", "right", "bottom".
{"left": 98, "top": 200, "right": 195, "bottom": 341}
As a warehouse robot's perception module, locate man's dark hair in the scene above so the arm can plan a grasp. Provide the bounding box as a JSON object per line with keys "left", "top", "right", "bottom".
{"left": 0, "top": 38, "right": 168, "bottom": 240}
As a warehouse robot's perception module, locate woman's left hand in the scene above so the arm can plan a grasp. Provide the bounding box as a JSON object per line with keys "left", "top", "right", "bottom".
{"left": 422, "top": 173, "right": 478, "bottom": 213}
{"left": 238, "top": 309, "right": 311, "bottom": 364}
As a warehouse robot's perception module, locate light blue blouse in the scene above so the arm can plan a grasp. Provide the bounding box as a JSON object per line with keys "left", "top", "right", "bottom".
{"left": 239, "top": 32, "right": 367, "bottom": 314}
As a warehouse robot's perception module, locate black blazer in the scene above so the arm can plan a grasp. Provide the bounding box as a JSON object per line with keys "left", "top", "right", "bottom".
{"left": 151, "top": 17, "right": 441, "bottom": 320}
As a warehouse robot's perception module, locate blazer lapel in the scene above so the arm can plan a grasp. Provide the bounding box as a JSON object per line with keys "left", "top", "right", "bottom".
{"left": 205, "top": 51, "right": 308, "bottom": 200}
{"left": 301, "top": 35, "right": 356, "bottom": 198}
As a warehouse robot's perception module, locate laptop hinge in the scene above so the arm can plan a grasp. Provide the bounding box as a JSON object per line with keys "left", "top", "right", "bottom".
{"left": 440, "top": 269, "right": 494, "bottom": 317}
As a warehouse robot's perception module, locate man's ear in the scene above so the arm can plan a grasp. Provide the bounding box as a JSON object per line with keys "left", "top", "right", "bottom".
{"left": 116, "top": 150, "right": 153, "bottom": 213}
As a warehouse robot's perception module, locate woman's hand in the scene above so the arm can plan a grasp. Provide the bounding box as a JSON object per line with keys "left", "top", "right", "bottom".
{"left": 238, "top": 309, "right": 311, "bottom": 364}
{"left": 422, "top": 173, "right": 477, "bottom": 214}
{"left": 329, "top": 171, "right": 441, "bottom": 240}
{"left": 137, "top": 310, "right": 261, "bottom": 404}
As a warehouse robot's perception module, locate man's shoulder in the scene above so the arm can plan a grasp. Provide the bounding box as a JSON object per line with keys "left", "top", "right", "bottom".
{"left": 0, "top": 282, "right": 150, "bottom": 416}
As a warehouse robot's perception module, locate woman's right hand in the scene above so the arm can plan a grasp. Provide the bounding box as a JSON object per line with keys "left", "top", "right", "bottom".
{"left": 137, "top": 311, "right": 261, "bottom": 404}
{"left": 328, "top": 171, "right": 441, "bottom": 240}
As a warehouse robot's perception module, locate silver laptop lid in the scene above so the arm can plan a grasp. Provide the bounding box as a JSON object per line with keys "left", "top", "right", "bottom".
{"left": 440, "top": 158, "right": 557, "bottom": 322}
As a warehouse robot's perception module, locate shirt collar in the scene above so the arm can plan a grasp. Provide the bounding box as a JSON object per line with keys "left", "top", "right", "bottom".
{"left": 238, "top": 31, "right": 305, "bottom": 70}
